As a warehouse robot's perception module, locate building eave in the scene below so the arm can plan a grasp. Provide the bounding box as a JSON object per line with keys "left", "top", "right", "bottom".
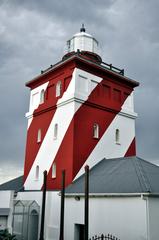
{"left": 65, "top": 192, "right": 159, "bottom": 198}
{"left": 25, "top": 53, "right": 139, "bottom": 89}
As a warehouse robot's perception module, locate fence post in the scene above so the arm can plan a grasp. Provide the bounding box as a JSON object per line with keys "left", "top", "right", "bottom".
{"left": 59, "top": 170, "right": 65, "bottom": 240}
{"left": 84, "top": 165, "right": 89, "bottom": 240}
{"left": 39, "top": 170, "right": 47, "bottom": 240}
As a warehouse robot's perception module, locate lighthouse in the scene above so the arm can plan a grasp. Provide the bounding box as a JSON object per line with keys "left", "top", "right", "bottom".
{"left": 24, "top": 26, "right": 139, "bottom": 191}
{"left": 3, "top": 26, "right": 159, "bottom": 240}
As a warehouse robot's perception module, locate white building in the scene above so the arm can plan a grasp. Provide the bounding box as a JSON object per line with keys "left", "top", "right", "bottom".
{"left": 1, "top": 156, "right": 159, "bottom": 240}
{"left": 65, "top": 156, "right": 159, "bottom": 240}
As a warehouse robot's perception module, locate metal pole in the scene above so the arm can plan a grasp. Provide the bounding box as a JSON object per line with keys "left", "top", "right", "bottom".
{"left": 84, "top": 165, "right": 89, "bottom": 240}
{"left": 39, "top": 170, "right": 47, "bottom": 240}
{"left": 59, "top": 170, "right": 66, "bottom": 240}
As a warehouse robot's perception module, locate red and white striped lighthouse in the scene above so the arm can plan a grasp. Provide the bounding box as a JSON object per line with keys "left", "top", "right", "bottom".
{"left": 24, "top": 26, "right": 139, "bottom": 190}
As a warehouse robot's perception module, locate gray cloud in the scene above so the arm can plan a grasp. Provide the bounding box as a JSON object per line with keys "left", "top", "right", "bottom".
{"left": 0, "top": 0, "right": 159, "bottom": 183}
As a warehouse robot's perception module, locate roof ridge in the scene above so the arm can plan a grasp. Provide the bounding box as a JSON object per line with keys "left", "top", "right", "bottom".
{"left": 133, "top": 158, "right": 151, "bottom": 192}
{"left": 0, "top": 175, "right": 23, "bottom": 186}
{"left": 137, "top": 157, "right": 159, "bottom": 167}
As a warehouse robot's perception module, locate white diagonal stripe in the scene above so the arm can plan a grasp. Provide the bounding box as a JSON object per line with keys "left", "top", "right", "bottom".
{"left": 74, "top": 97, "right": 137, "bottom": 180}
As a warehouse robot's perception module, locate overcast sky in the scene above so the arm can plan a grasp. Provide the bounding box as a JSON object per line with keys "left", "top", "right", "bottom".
{"left": 0, "top": 0, "right": 159, "bottom": 184}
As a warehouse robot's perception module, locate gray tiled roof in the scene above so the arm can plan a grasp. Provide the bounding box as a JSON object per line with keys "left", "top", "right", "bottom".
{"left": 66, "top": 157, "right": 159, "bottom": 194}
{"left": 0, "top": 176, "right": 23, "bottom": 192}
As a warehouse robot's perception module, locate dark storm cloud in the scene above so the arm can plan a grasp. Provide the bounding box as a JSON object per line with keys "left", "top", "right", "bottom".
{"left": 0, "top": 0, "right": 159, "bottom": 183}
{"left": 6, "top": 0, "right": 115, "bottom": 21}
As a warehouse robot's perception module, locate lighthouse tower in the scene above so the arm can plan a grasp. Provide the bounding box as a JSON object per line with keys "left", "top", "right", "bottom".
{"left": 24, "top": 26, "right": 139, "bottom": 191}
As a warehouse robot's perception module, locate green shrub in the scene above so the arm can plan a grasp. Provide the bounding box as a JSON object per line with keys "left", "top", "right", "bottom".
{"left": 0, "top": 229, "right": 17, "bottom": 240}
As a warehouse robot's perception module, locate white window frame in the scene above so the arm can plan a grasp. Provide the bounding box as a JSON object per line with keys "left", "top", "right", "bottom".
{"left": 67, "top": 40, "right": 71, "bottom": 51}
{"left": 56, "top": 81, "right": 62, "bottom": 97}
{"left": 93, "top": 123, "right": 99, "bottom": 139}
{"left": 54, "top": 124, "right": 58, "bottom": 139}
{"left": 37, "top": 129, "right": 41, "bottom": 143}
{"left": 52, "top": 163, "right": 56, "bottom": 179}
{"left": 35, "top": 165, "right": 39, "bottom": 180}
{"left": 40, "top": 89, "right": 45, "bottom": 104}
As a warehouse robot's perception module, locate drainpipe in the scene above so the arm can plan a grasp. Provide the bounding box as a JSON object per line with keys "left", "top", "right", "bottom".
{"left": 84, "top": 165, "right": 89, "bottom": 240}
{"left": 59, "top": 170, "right": 66, "bottom": 240}
{"left": 39, "top": 170, "right": 47, "bottom": 240}
{"left": 142, "top": 194, "right": 150, "bottom": 240}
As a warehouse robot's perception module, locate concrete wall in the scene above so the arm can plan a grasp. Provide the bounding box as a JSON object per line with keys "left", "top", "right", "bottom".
{"left": 64, "top": 196, "right": 148, "bottom": 240}
{"left": 147, "top": 197, "right": 159, "bottom": 240}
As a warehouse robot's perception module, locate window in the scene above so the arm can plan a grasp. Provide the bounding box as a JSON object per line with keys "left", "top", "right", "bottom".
{"left": 67, "top": 40, "right": 71, "bottom": 51}
{"left": 93, "top": 124, "right": 99, "bottom": 139}
{"left": 56, "top": 81, "right": 62, "bottom": 97}
{"left": 75, "top": 224, "right": 85, "bottom": 239}
{"left": 0, "top": 216, "right": 7, "bottom": 230}
{"left": 35, "top": 165, "right": 39, "bottom": 180}
{"left": 40, "top": 89, "right": 45, "bottom": 104}
{"left": 115, "top": 129, "right": 120, "bottom": 144}
{"left": 54, "top": 124, "right": 58, "bottom": 139}
{"left": 52, "top": 163, "right": 56, "bottom": 179}
{"left": 37, "top": 129, "right": 41, "bottom": 143}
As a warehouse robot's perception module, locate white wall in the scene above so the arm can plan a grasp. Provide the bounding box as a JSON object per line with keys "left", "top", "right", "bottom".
{"left": 0, "top": 191, "right": 14, "bottom": 232}
{"left": 0, "top": 191, "right": 12, "bottom": 208}
{"left": 147, "top": 197, "right": 159, "bottom": 240}
{"left": 45, "top": 191, "right": 61, "bottom": 240}
{"left": 16, "top": 191, "right": 42, "bottom": 206}
{"left": 26, "top": 82, "right": 49, "bottom": 128}
{"left": 64, "top": 196, "right": 148, "bottom": 240}
{"left": 16, "top": 192, "right": 149, "bottom": 240}
{"left": 3, "top": 190, "right": 159, "bottom": 240}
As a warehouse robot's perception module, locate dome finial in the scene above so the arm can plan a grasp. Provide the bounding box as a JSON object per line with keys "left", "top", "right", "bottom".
{"left": 80, "top": 23, "right": 86, "bottom": 32}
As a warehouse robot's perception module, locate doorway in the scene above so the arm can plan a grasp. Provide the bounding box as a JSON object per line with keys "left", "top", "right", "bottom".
{"left": 28, "top": 210, "right": 39, "bottom": 240}
{"left": 74, "top": 224, "right": 85, "bottom": 240}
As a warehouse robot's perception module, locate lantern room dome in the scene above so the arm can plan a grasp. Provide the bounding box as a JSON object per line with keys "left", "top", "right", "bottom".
{"left": 63, "top": 25, "right": 102, "bottom": 63}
